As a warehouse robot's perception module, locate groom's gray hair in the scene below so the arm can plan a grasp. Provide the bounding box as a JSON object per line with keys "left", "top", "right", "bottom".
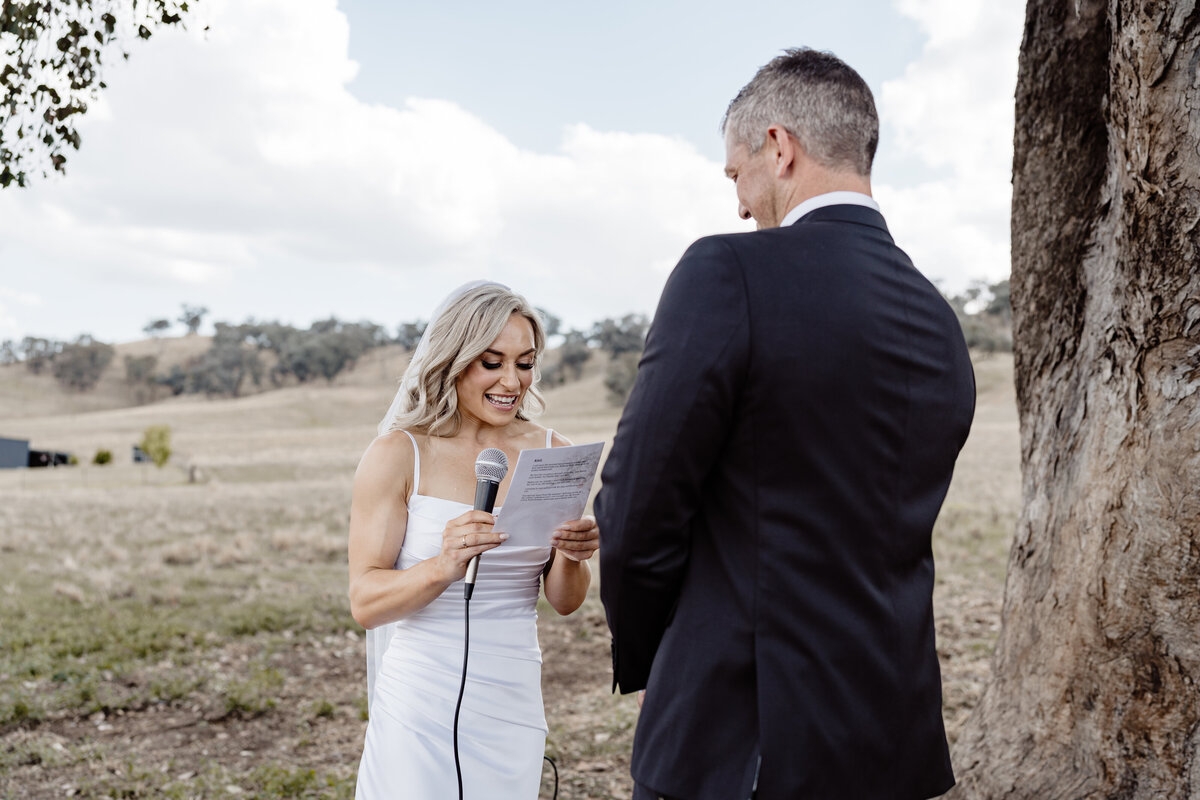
{"left": 722, "top": 48, "right": 879, "bottom": 177}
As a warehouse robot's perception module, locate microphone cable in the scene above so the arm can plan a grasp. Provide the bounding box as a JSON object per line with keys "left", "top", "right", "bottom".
{"left": 452, "top": 589, "right": 560, "bottom": 800}
{"left": 453, "top": 592, "right": 471, "bottom": 800}
{"left": 455, "top": 447, "right": 559, "bottom": 798}
{"left": 543, "top": 755, "right": 559, "bottom": 799}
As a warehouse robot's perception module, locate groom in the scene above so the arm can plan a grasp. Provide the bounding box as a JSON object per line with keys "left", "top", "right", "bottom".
{"left": 595, "top": 48, "right": 975, "bottom": 799}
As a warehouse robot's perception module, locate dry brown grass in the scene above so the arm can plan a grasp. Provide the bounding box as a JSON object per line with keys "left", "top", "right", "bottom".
{"left": 0, "top": 350, "right": 1018, "bottom": 799}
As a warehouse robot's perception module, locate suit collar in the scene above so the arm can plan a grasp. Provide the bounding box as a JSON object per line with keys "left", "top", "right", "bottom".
{"left": 781, "top": 191, "right": 878, "bottom": 226}
{"left": 790, "top": 202, "right": 889, "bottom": 233}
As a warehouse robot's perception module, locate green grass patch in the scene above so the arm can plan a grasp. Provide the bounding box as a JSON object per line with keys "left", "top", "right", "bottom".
{"left": 220, "top": 664, "right": 284, "bottom": 719}
{"left": 250, "top": 764, "right": 355, "bottom": 798}
{"left": 69, "top": 759, "right": 355, "bottom": 800}
{"left": 309, "top": 698, "right": 336, "bottom": 719}
{"left": 0, "top": 568, "right": 354, "bottom": 728}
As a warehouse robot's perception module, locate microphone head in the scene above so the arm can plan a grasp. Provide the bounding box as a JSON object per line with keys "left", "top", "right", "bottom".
{"left": 475, "top": 448, "right": 509, "bottom": 484}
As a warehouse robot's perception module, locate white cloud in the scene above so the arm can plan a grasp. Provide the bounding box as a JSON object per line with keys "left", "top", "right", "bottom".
{"left": 0, "top": 287, "right": 41, "bottom": 340}
{"left": 0, "top": 0, "right": 1022, "bottom": 342}
{"left": 877, "top": 0, "right": 1024, "bottom": 293}
{"left": 0, "top": 0, "right": 743, "bottom": 342}
{"left": 0, "top": 287, "right": 42, "bottom": 307}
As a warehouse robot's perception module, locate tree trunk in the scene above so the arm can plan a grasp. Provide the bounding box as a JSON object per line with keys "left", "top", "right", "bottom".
{"left": 951, "top": 1, "right": 1200, "bottom": 797}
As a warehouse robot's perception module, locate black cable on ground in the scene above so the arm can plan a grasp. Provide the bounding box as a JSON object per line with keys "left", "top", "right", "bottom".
{"left": 543, "top": 755, "right": 558, "bottom": 799}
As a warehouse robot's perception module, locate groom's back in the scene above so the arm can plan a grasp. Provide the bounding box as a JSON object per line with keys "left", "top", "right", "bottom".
{"left": 747, "top": 206, "right": 972, "bottom": 797}
{"left": 631, "top": 205, "right": 974, "bottom": 799}
{"left": 601, "top": 47, "right": 975, "bottom": 800}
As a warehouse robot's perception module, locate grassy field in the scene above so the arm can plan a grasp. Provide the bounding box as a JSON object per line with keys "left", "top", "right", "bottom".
{"left": 0, "top": 346, "right": 1019, "bottom": 799}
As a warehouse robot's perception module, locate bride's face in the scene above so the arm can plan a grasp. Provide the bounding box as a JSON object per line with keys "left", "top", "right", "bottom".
{"left": 456, "top": 313, "right": 536, "bottom": 427}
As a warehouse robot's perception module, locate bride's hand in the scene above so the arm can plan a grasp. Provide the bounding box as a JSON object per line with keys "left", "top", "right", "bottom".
{"left": 551, "top": 515, "right": 599, "bottom": 562}
{"left": 437, "top": 510, "right": 507, "bottom": 581}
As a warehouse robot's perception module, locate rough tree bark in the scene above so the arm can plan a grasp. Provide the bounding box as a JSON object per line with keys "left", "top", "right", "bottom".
{"left": 951, "top": 1, "right": 1200, "bottom": 797}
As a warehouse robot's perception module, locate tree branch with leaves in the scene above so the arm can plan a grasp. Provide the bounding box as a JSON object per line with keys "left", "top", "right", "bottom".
{"left": 0, "top": 0, "right": 195, "bottom": 188}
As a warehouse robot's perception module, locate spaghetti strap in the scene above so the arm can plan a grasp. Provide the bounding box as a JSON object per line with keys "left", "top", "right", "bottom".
{"left": 545, "top": 428, "right": 554, "bottom": 448}
{"left": 400, "top": 430, "right": 420, "bottom": 498}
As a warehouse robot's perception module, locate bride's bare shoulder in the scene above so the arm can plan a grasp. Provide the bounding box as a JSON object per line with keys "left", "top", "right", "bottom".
{"left": 356, "top": 430, "right": 417, "bottom": 487}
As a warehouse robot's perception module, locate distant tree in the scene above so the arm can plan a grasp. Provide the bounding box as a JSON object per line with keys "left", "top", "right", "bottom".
{"left": 585, "top": 315, "right": 648, "bottom": 405}
{"left": 51, "top": 334, "right": 113, "bottom": 391}
{"left": 984, "top": 278, "right": 1012, "bottom": 324}
{"left": 243, "top": 321, "right": 301, "bottom": 387}
{"left": 536, "top": 307, "right": 562, "bottom": 338}
{"left": 945, "top": 280, "right": 1013, "bottom": 354}
{"left": 274, "top": 336, "right": 317, "bottom": 384}
{"left": 139, "top": 424, "right": 170, "bottom": 467}
{"left": 604, "top": 351, "right": 641, "bottom": 407}
{"left": 559, "top": 329, "right": 592, "bottom": 381}
{"left": 0, "top": 1, "right": 193, "bottom": 188}
{"left": 155, "top": 363, "right": 187, "bottom": 396}
{"left": 180, "top": 352, "right": 223, "bottom": 396}
{"left": 123, "top": 353, "right": 157, "bottom": 403}
{"left": 210, "top": 320, "right": 255, "bottom": 348}
{"left": 19, "top": 336, "right": 60, "bottom": 373}
{"left": 590, "top": 314, "right": 649, "bottom": 357}
{"left": 273, "top": 318, "right": 383, "bottom": 385}
{"left": 238, "top": 320, "right": 297, "bottom": 357}
{"left": 540, "top": 362, "right": 565, "bottom": 387}
{"left": 123, "top": 353, "right": 157, "bottom": 384}
{"left": 338, "top": 319, "right": 390, "bottom": 351}
{"left": 185, "top": 322, "right": 264, "bottom": 397}
{"left": 0, "top": 340, "right": 18, "bottom": 364}
{"left": 394, "top": 321, "right": 427, "bottom": 352}
{"left": 178, "top": 304, "right": 208, "bottom": 335}
{"left": 142, "top": 318, "right": 171, "bottom": 338}
{"left": 541, "top": 328, "right": 593, "bottom": 387}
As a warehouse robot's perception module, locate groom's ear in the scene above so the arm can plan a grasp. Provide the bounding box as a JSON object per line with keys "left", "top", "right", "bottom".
{"left": 766, "top": 124, "right": 798, "bottom": 178}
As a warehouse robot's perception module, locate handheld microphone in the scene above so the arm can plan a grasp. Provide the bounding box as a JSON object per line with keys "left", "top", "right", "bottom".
{"left": 464, "top": 448, "right": 508, "bottom": 599}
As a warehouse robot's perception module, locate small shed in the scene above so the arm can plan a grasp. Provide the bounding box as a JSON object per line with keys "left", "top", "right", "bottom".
{"left": 0, "top": 437, "right": 30, "bottom": 469}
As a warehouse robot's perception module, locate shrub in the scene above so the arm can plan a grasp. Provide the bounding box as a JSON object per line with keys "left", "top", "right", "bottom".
{"left": 139, "top": 425, "right": 171, "bottom": 468}
{"left": 92, "top": 449, "right": 112, "bottom": 465}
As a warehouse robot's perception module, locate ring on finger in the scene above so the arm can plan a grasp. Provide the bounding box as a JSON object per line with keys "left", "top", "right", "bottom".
{"left": 461, "top": 535, "right": 467, "bottom": 549}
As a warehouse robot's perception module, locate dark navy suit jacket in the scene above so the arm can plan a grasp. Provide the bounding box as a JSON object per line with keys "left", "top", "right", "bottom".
{"left": 596, "top": 204, "right": 974, "bottom": 800}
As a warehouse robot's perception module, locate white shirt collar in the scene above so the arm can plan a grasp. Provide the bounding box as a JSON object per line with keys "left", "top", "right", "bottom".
{"left": 780, "top": 191, "right": 880, "bottom": 227}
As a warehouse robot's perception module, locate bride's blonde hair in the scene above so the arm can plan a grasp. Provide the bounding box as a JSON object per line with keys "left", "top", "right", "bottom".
{"left": 385, "top": 284, "right": 546, "bottom": 437}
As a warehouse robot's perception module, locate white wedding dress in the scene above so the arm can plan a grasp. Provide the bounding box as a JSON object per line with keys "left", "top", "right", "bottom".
{"left": 355, "top": 430, "right": 554, "bottom": 799}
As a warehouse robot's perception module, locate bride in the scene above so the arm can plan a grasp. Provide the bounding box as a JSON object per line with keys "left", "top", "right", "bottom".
{"left": 348, "top": 281, "right": 600, "bottom": 799}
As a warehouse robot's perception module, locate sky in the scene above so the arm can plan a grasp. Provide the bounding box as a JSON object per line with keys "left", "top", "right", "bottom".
{"left": 0, "top": 0, "right": 1025, "bottom": 345}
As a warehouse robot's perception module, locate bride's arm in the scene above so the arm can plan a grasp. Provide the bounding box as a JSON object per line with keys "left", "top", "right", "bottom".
{"left": 541, "top": 429, "right": 599, "bottom": 615}
{"left": 347, "top": 434, "right": 504, "bottom": 629}
{"left": 544, "top": 516, "right": 598, "bottom": 614}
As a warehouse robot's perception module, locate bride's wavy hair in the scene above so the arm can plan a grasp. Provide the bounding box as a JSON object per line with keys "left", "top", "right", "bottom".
{"left": 386, "top": 284, "right": 547, "bottom": 437}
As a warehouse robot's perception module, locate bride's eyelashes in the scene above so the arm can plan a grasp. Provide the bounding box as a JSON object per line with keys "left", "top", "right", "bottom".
{"left": 481, "top": 361, "right": 535, "bottom": 371}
